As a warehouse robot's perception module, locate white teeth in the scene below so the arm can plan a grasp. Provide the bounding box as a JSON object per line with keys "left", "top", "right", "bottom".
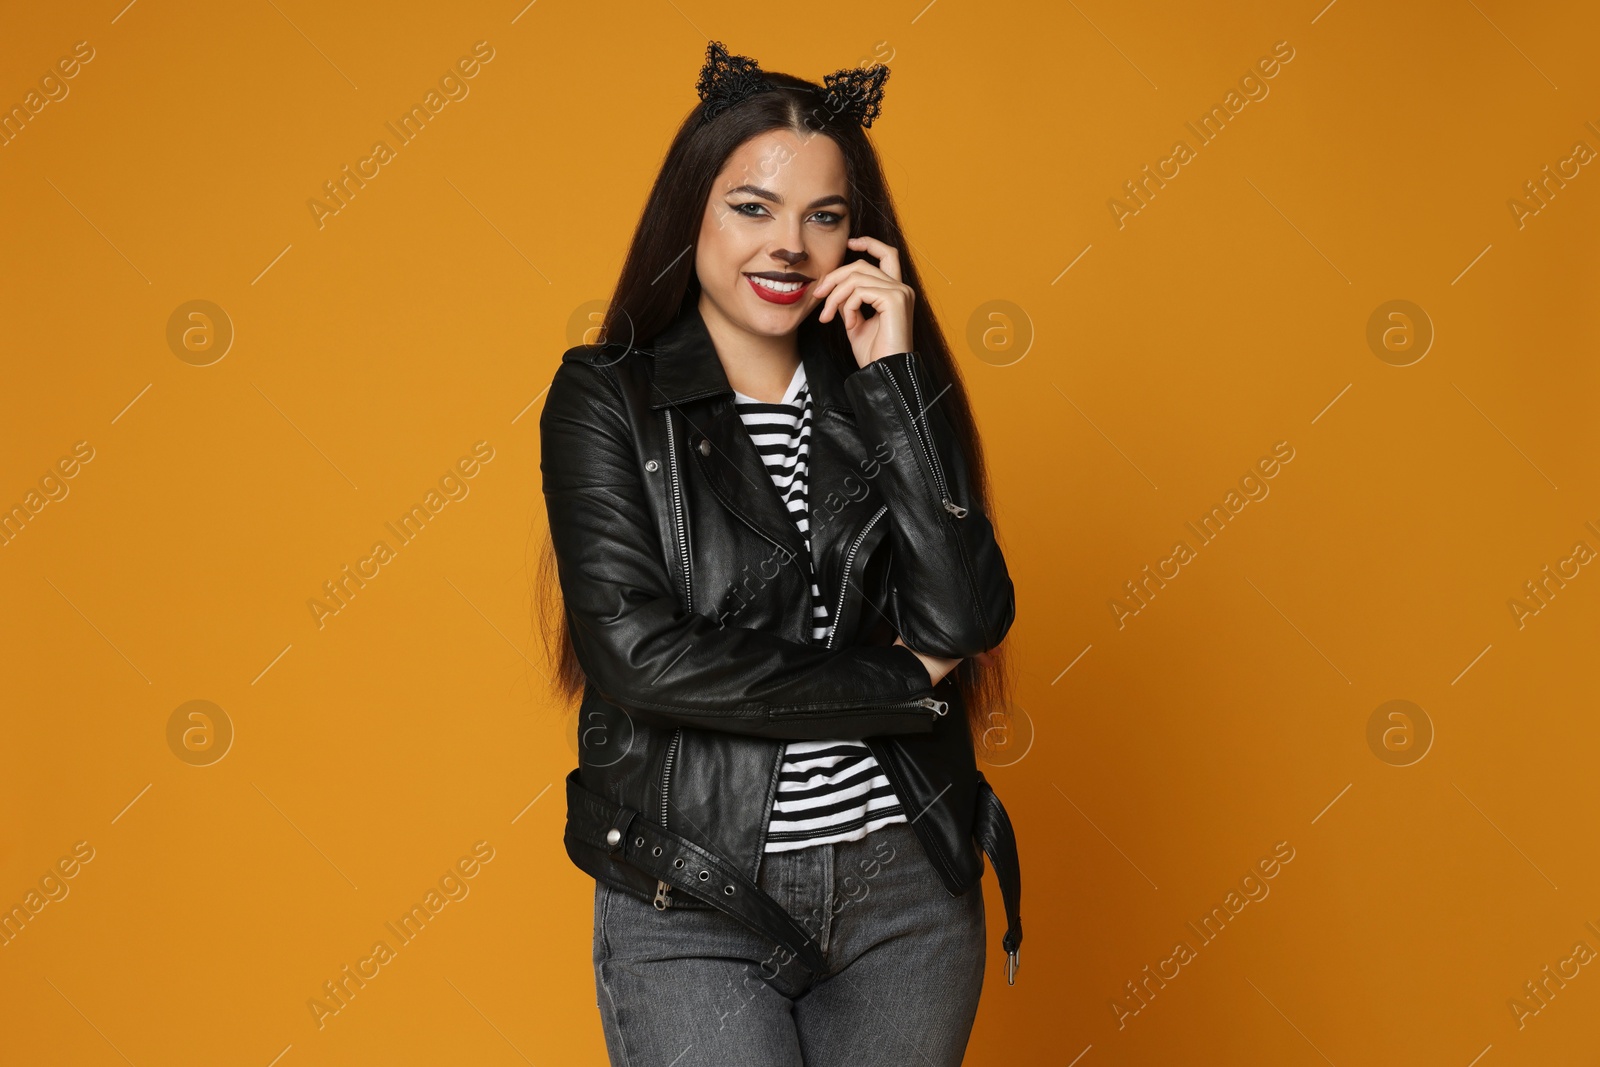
{"left": 749, "top": 275, "right": 804, "bottom": 293}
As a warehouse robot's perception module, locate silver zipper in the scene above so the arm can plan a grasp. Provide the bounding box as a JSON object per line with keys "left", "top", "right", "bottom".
{"left": 898, "top": 695, "right": 949, "bottom": 717}
{"left": 658, "top": 413, "right": 688, "bottom": 913}
{"left": 663, "top": 409, "right": 693, "bottom": 610}
{"left": 654, "top": 726, "right": 682, "bottom": 910}
{"left": 825, "top": 504, "right": 888, "bottom": 650}
{"left": 658, "top": 728, "right": 681, "bottom": 826}
{"left": 888, "top": 360, "right": 967, "bottom": 519}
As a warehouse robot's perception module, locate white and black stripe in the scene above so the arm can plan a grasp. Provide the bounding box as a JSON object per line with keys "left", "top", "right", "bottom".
{"left": 732, "top": 361, "right": 910, "bottom": 853}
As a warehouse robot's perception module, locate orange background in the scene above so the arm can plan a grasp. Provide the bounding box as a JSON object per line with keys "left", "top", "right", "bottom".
{"left": 3, "top": 1, "right": 1598, "bottom": 1063}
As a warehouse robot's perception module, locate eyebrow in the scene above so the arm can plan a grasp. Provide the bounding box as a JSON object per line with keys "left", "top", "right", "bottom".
{"left": 724, "top": 184, "right": 849, "bottom": 210}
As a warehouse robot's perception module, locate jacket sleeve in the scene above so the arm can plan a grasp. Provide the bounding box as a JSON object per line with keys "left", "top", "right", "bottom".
{"left": 540, "top": 354, "right": 943, "bottom": 741}
{"left": 841, "top": 351, "right": 1017, "bottom": 659}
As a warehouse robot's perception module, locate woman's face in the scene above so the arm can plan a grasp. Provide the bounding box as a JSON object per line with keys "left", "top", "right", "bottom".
{"left": 694, "top": 127, "right": 851, "bottom": 342}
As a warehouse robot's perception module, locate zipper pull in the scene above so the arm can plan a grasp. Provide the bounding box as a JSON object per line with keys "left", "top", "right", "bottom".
{"left": 941, "top": 498, "right": 968, "bottom": 518}
{"left": 918, "top": 696, "right": 949, "bottom": 717}
{"left": 653, "top": 880, "right": 674, "bottom": 910}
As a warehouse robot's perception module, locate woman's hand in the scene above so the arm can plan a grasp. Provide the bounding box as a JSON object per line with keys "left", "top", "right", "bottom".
{"left": 813, "top": 235, "right": 914, "bottom": 369}
{"left": 894, "top": 635, "right": 961, "bottom": 687}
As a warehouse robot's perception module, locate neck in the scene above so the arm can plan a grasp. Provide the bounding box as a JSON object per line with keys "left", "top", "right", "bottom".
{"left": 698, "top": 291, "right": 802, "bottom": 404}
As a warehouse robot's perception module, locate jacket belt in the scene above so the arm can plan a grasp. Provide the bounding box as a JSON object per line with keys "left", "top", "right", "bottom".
{"left": 565, "top": 769, "right": 828, "bottom": 976}
{"left": 974, "top": 771, "right": 1024, "bottom": 984}
{"left": 565, "top": 766, "right": 1023, "bottom": 984}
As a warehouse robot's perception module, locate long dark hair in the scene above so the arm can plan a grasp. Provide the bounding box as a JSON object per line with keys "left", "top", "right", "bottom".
{"left": 533, "top": 61, "right": 1016, "bottom": 753}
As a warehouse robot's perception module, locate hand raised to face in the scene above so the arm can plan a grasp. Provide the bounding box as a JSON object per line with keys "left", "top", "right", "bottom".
{"left": 814, "top": 235, "right": 915, "bottom": 369}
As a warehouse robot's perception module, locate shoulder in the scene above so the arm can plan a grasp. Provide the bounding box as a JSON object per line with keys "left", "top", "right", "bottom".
{"left": 555, "top": 339, "right": 655, "bottom": 378}
{"left": 544, "top": 342, "right": 657, "bottom": 424}
{"left": 560, "top": 340, "right": 640, "bottom": 366}
{"left": 557, "top": 340, "right": 662, "bottom": 378}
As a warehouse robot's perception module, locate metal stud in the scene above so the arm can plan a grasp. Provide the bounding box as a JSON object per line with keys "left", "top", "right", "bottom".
{"left": 605, "top": 829, "right": 621, "bottom": 846}
{"left": 698, "top": 438, "right": 711, "bottom": 456}
{"left": 645, "top": 459, "right": 659, "bottom": 472}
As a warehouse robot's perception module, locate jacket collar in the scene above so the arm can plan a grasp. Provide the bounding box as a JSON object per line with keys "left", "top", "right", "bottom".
{"left": 644, "top": 299, "right": 853, "bottom": 416}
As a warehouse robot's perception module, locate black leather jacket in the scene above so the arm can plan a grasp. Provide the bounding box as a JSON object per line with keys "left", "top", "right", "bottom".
{"left": 541, "top": 300, "right": 1017, "bottom": 918}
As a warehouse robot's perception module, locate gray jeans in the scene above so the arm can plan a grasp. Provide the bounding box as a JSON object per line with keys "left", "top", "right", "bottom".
{"left": 592, "top": 819, "right": 987, "bottom": 1066}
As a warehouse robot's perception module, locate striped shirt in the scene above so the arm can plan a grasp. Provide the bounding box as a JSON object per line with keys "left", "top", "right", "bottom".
{"left": 731, "top": 360, "right": 910, "bottom": 854}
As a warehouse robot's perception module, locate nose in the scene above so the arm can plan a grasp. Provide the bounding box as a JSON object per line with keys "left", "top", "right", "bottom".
{"left": 772, "top": 247, "right": 807, "bottom": 267}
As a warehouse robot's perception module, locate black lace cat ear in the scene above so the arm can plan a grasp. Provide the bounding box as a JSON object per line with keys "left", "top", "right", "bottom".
{"left": 820, "top": 63, "right": 890, "bottom": 128}
{"left": 696, "top": 40, "right": 775, "bottom": 125}
{"left": 694, "top": 42, "right": 890, "bottom": 130}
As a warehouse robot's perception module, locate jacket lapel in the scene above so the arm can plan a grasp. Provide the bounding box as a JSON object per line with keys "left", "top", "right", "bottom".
{"left": 645, "top": 303, "right": 810, "bottom": 562}
{"left": 799, "top": 328, "right": 894, "bottom": 641}
{"left": 642, "top": 301, "right": 892, "bottom": 640}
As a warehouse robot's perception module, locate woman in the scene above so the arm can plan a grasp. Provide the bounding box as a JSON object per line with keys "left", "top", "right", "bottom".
{"left": 536, "top": 40, "right": 1023, "bottom": 1066}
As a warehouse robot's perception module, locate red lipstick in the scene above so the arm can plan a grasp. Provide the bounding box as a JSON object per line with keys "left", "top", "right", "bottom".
{"left": 745, "top": 273, "right": 810, "bottom": 305}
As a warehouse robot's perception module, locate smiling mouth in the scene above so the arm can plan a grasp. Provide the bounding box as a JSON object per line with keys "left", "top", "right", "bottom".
{"left": 744, "top": 272, "right": 811, "bottom": 304}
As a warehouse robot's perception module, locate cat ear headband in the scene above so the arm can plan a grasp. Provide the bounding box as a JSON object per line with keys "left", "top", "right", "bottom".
{"left": 695, "top": 40, "right": 890, "bottom": 129}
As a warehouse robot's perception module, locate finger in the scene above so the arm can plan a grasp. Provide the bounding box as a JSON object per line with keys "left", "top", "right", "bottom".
{"left": 818, "top": 273, "right": 864, "bottom": 324}
{"left": 846, "top": 235, "right": 903, "bottom": 283}
{"left": 840, "top": 291, "right": 856, "bottom": 331}
{"left": 819, "top": 271, "right": 857, "bottom": 316}
{"left": 840, "top": 284, "right": 896, "bottom": 329}
{"left": 842, "top": 285, "right": 896, "bottom": 333}
{"left": 813, "top": 258, "right": 889, "bottom": 300}
{"left": 818, "top": 273, "right": 911, "bottom": 332}
{"left": 839, "top": 286, "right": 869, "bottom": 330}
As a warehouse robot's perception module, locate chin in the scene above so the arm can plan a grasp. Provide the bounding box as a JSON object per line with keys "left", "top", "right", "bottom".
{"left": 733, "top": 321, "right": 792, "bottom": 341}
{"left": 735, "top": 297, "right": 811, "bottom": 335}
{"left": 749, "top": 309, "right": 806, "bottom": 335}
